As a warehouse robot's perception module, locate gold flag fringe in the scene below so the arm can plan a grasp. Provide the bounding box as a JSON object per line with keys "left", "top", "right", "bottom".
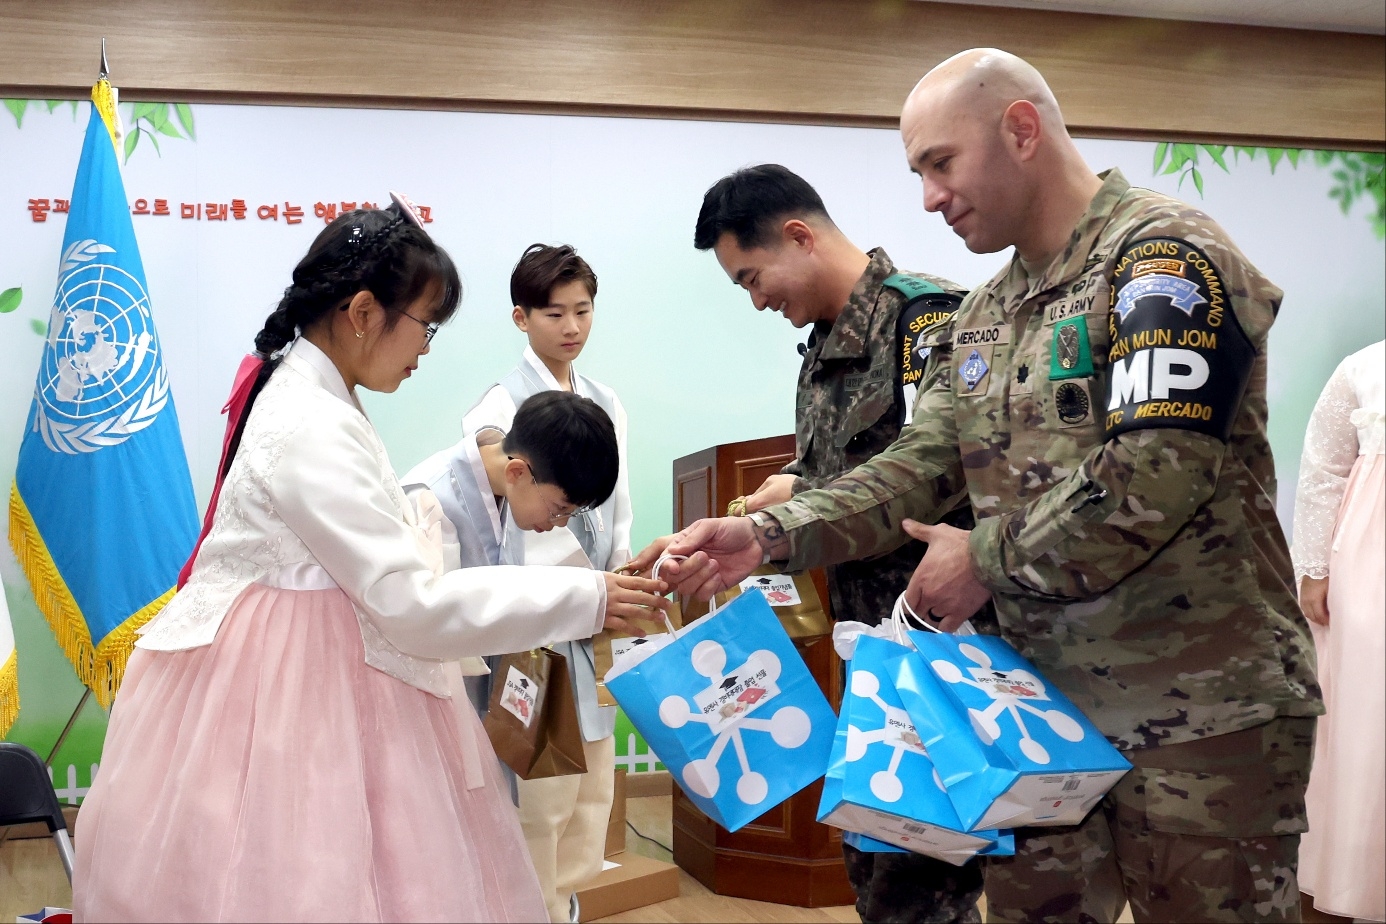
{"left": 8, "top": 482, "right": 173, "bottom": 710}
{"left": 0, "top": 648, "right": 17, "bottom": 738}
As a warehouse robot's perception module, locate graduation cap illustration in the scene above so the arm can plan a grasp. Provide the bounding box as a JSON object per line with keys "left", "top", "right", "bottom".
{"left": 720, "top": 676, "right": 740, "bottom": 690}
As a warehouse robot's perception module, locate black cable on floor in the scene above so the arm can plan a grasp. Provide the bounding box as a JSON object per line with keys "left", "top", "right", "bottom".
{"left": 625, "top": 819, "right": 673, "bottom": 854}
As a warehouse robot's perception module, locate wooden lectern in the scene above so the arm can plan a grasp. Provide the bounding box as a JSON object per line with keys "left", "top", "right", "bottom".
{"left": 670, "top": 435, "right": 855, "bottom": 907}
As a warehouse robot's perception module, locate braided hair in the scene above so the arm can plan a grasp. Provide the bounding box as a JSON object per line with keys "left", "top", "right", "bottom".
{"left": 254, "top": 204, "right": 460, "bottom": 356}
{"left": 224, "top": 204, "right": 461, "bottom": 476}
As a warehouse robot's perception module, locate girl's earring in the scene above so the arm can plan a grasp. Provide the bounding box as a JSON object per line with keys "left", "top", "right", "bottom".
{"left": 356, "top": 331, "right": 364, "bottom": 339}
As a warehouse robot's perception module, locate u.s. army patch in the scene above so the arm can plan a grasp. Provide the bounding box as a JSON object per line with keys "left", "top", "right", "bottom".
{"left": 1049, "top": 318, "right": 1094, "bottom": 380}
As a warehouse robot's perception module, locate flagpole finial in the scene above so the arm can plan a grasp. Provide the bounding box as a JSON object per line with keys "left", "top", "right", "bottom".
{"left": 99, "top": 37, "right": 109, "bottom": 80}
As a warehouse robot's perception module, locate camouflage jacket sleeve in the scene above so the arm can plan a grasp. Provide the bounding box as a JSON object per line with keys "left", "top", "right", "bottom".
{"left": 969, "top": 221, "right": 1266, "bottom": 602}
{"left": 764, "top": 347, "right": 969, "bottom": 571}
{"left": 967, "top": 429, "right": 1226, "bottom": 601}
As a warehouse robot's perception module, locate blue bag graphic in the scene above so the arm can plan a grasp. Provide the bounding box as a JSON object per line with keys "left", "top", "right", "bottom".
{"left": 818, "top": 635, "right": 1013, "bottom": 864}
{"left": 605, "top": 589, "right": 836, "bottom": 832}
{"left": 894, "top": 631, "right": 1131, "bottom": 831}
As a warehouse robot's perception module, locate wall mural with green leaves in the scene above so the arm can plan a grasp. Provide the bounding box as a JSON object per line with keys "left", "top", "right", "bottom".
{"left": 1154, "top": 142, "right": 1385, "bottom": 239}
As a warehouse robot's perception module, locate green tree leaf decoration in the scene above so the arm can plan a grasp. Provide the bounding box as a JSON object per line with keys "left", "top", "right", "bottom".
{"left": 5, "top": 97, "right": 196, "bottom": 160}
{"left": 30, "top": 319, "right": 47, "bottom": 337}
{"left": 174, "top": 103, "right": 196, "bottom": 140}
{"left": 1154, "top": 143, "right": 1384, "bottom": 239}
{"left": 0, "top": 287, "right": 21, "bottom": 314}
{"left": 3, "top": 99, "right": 28, "bottom": 128}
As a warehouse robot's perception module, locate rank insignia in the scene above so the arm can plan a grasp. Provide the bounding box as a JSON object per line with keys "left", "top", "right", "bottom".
{"left": 960, "top": 349, "right": 990, "bottom": 391}
{"left": 1049, "top": 318, "right": 1094, "bottom": 380}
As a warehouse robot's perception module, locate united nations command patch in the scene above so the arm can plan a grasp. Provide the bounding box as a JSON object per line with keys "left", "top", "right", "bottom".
{"left": 1104, "top": 238, "right": 1254, "bottom": 441}
{"left": 954, "top": 324, "right": 1009, "bottom": 397}
{"left": 960, "top": 349, "right": 989, "bottom": 391}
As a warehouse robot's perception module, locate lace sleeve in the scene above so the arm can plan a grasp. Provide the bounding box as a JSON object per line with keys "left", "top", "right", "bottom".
{"left": 1292, "top": 361, "right": 1360, "bottom": 583}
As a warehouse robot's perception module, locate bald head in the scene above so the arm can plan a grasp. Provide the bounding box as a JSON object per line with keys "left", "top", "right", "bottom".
{"left": 904, "top": 48, "right": 1066, "bottom": 139}
{"left": 898, "top": 48, "right": 1099, "bottom": 261}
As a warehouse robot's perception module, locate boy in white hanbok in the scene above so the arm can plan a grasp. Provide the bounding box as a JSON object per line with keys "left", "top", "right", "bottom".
{"left": 463, "top": 244, "right": 631, "bottom": 924}
{"left": 403, "top": 390, "right": 621, "bottom": 722}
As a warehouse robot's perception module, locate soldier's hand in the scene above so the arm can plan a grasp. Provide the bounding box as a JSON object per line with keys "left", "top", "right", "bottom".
{"left": 663, "top": 517, "right": 764, "bottom": 601}
{"left": 901, "top": 519, "right": 992, "bottom": 633}
{"left": 1298, "top": 575, "right": 1330, "bottom": 626}
{"left": 601, "top": 572, "right": 671, "bottom": 636}
{"left": 745, "top": 474, "right": 797, "bottom": 513}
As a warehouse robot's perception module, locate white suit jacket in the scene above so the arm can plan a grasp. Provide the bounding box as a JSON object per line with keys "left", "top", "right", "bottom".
{"left": 139, "top": 339, "right": 606, "bottom": 697}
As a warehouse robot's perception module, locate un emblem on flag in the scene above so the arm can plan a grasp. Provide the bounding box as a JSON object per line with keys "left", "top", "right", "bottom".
{"left": 33, "top": 239, "right": 171, "bottom": 455}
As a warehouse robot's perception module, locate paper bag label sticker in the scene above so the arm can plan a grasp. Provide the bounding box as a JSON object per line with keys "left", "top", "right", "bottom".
{"left": 883, "top": 705, "right": 927, "bottom": 755}
{"left": 500, "top": 665, "right": 538, "bottom": 728}
{"left": 967, "top": 666, "right": 1052, "bottom": 703}
{"left": 693, "top": 650, "right": 780, "bottom": 735}
{"left": 738, "top": 573, "right": 802, "bottom": 607}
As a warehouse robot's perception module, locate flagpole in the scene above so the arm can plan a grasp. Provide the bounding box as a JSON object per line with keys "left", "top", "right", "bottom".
{"left": 45, "top": 687, "right": 91, "bottom": 768}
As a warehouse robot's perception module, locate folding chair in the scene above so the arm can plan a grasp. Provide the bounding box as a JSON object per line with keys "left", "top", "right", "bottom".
{"left": 0, "top": 742, "right": 76, "bottom": 883}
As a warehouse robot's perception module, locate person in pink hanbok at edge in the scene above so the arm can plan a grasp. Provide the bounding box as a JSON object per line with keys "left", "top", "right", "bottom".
{"left": 1292, "top": 339, "right": 1385, "bottom": 924}
{"left": 72, "top": 196, "right": 670, "bottom": 924}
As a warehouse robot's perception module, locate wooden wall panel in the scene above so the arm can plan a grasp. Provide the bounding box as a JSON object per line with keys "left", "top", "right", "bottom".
{"left": 0, "top": 0, "right": 1381, "bottom": 148}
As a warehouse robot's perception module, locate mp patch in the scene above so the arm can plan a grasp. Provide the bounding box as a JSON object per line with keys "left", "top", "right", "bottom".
{"left": 1104, "top": 238, "right": 1254, "bottom": 441}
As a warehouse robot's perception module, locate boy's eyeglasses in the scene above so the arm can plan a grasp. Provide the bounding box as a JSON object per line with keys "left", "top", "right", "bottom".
{"left": 510, "top": 456, "right": 594, "bottom": 522}
{"left": 533, "top": 476, "right": 594, "bottom": 522}
{"left": 399, "top": 309, "right": 439, "bottom": 345}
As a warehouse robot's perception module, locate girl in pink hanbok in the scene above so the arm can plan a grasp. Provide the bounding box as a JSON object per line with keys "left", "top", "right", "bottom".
{"left": 73, "top": 199, "right": 667, "bottom": 923}
{"left": 1293, "top": 339, "right": 1385, "bottom": 923}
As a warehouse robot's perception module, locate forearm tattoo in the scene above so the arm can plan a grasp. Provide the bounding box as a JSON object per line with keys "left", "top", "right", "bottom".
{"left": 751, "top": 513, "right": 791, "bottom": 561}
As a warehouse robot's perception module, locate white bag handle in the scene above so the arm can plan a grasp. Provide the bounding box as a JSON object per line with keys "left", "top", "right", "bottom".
{"left": 647, "top": 552, "right": 722, "bottom": 635}
{"left": 890, "top": 593, "right": 977, "bottom": 641}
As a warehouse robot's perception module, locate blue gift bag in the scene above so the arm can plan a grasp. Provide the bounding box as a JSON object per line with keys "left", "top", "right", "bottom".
{"left": 894, "top": 631, "right": 1131, "bottom": 831}
{"left": 605, "top": 588, "right": 837, "bottom": 832}
{"left": 818, "top": 636, "right": 1013, "bottom": 864}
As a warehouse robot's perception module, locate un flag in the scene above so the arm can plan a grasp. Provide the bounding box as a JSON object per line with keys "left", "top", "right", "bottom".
{"left": 9, "top": 99, "right": 198, "bottom": 708}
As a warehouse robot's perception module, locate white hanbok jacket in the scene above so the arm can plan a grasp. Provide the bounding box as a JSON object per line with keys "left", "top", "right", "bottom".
{"left": 138, "top": 339, "right": 606, "bottom": 698}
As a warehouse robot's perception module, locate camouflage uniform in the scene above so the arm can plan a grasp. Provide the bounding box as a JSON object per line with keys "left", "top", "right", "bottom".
{"left": 763, "top": 170, "right": 1322, "bottom": 922}
{"left": 782, "top": 248, "right": 984, "bottom": 924}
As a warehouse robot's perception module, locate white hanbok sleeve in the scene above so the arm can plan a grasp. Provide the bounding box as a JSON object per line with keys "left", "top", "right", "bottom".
{"left": 1292, "top": 357, "right": 1361, "bottom": 584}
{"left": 608, "top": 394, "right": 633, "bottom": 569}
{"left": 272, "top": 410, "right": 605, "bottom": 660}
{"left": 461, "top": 384, "right": 517, "bottom": 436}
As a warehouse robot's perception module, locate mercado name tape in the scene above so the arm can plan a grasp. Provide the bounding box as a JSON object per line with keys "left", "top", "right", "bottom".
{"left": 1104, "top": 238, "right": 1254, "bottom": 442}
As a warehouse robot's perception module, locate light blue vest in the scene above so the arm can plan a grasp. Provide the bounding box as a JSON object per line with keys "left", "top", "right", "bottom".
{"left": 496, "top": 363, "right": 620, "bottom": 742}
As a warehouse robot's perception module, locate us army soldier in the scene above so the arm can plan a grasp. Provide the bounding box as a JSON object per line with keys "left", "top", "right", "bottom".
{"left": 693, "top": 163, "right": 983, "bottom": 924}
{"left": 635, "top": 49, "right": 1321, "bottom": 923}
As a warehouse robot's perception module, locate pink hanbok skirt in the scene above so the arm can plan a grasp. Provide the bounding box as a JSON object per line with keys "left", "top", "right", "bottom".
{"left": 73, "top": 583, "right": 549, "bottom": 923}
{"left": 1300, "top": 452, "right": 1385, "bottom": 922}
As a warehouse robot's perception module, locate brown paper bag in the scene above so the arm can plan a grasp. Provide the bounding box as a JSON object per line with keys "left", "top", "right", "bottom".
{"left": 483, "top": 648, "right": 588, "bottom": 780}
{"left": 716, "top": 566, "right": 832, "bottom": 641}
{"left": 593, "top": 601, "right": 684, "bottom": 707}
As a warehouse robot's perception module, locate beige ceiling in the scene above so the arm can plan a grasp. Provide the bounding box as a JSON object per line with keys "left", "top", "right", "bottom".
{"left": 921, "top": 0, "right": 1386, "bottom": 34}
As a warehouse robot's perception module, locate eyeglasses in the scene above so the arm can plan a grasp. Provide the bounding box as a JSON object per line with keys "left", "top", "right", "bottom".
{"left": 511, "top": 457, "right": 593, "bottom": 521}
{"left": 532, "top": 476, "right": 595, "bottom": 522}
{"left": 399, "top": 309, "right": 439, "bottom": 345}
